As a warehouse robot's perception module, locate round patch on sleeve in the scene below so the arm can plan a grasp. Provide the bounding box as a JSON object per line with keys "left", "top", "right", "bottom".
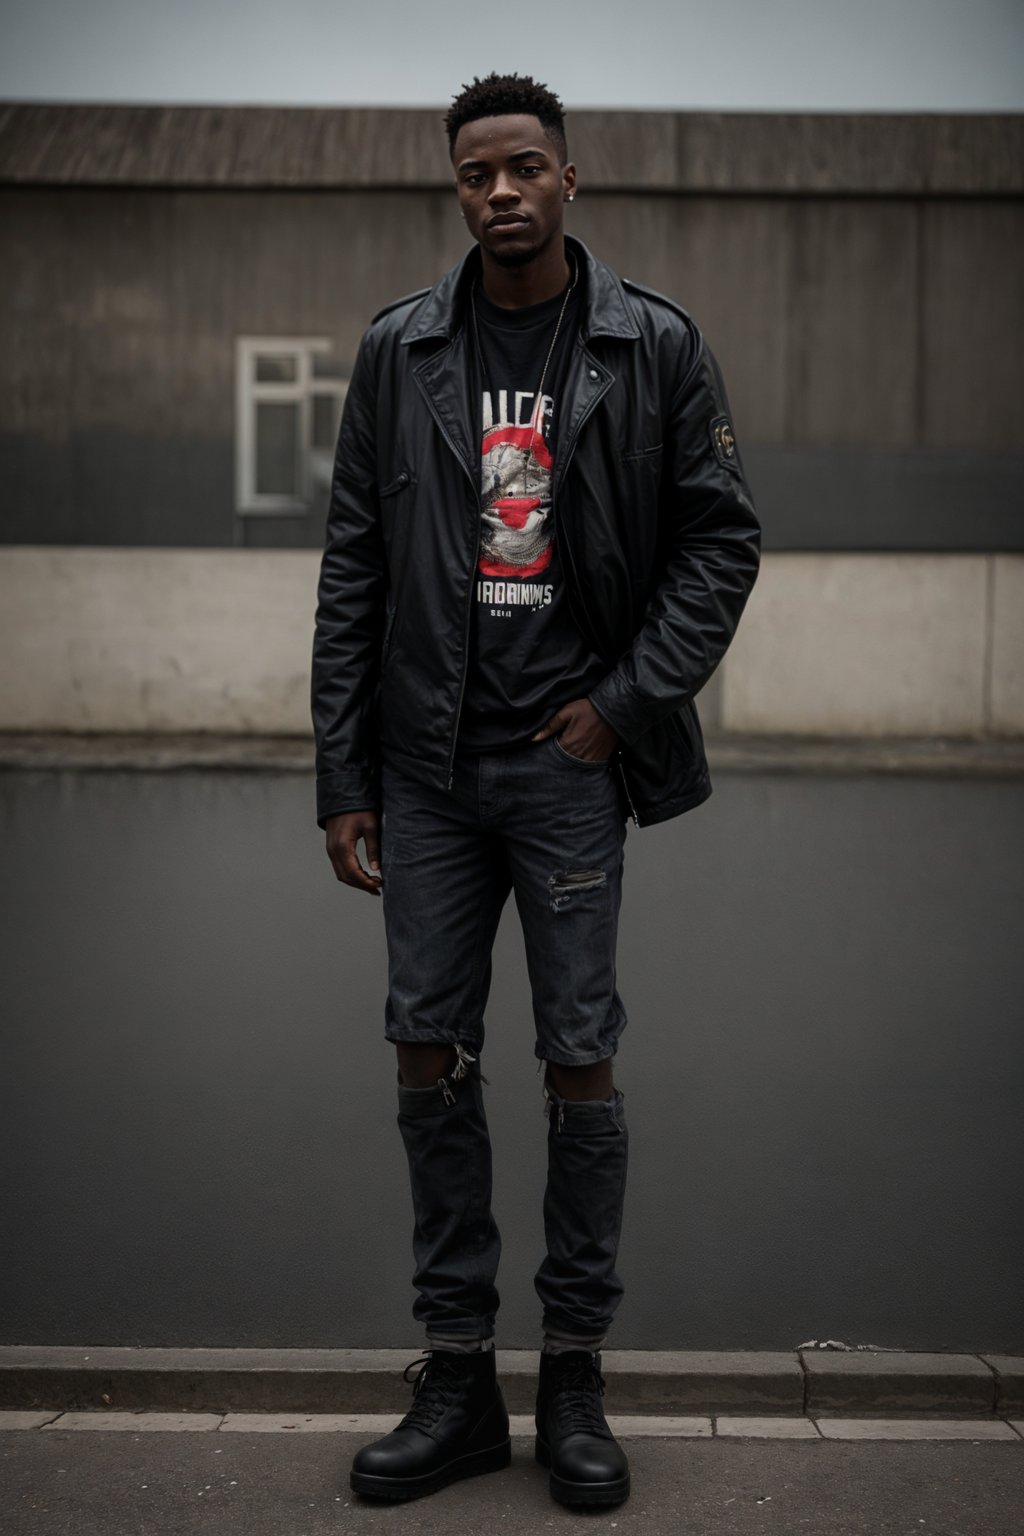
{"left": 710, "top": 415, "right": 740, "bottom": 469}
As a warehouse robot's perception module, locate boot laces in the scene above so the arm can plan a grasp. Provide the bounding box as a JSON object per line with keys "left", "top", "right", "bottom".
{"left": 548, "top": 1353, "right": 609, "bottom": 1436}
{"left": 398, "top": 1352, "right": 465, "bottom": 1433}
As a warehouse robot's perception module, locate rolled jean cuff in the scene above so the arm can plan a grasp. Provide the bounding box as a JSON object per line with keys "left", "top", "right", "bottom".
{"left": 426, "top": 1331, "right": 496, "bottom": 1353}
{"left": 542, "top": 1328, "right": 607, "bottom": 1355}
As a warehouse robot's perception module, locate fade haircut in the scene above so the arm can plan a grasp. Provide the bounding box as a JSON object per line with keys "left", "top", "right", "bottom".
{"left": 445, "top": 73, "right": 568, "bottom": 165}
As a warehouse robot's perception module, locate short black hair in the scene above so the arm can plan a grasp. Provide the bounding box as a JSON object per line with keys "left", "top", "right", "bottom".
{"left": 445, "top": 73, "right": 567, "bottom": 164}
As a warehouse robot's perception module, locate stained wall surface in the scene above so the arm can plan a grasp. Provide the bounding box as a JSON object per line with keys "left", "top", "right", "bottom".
{"left": 2, "top": 765, "right": 1022, "bottom": 1352}
{"left": 2, "top": 106, "right": 1021, "bottom": 1353}
{"left": 1, "top": 106, "right": 1021, "bottom": 552}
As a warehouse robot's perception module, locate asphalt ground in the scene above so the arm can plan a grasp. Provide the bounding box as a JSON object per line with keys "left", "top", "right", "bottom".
{"left": 3, "top": 1426, "right": 1023, "bottom": 1536}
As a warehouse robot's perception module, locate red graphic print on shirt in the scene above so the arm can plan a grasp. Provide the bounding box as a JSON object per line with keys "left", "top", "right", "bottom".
{"left": 479, "top": 396, "right": 554, "bottom": 580}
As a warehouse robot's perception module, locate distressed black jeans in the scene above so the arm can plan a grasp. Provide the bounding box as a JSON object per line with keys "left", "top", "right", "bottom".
{"left": 381, "top": 739, "right": 630, "bottom": 1339}
{"left": 381, "top": 738, "right": 628, "bottom": 1066}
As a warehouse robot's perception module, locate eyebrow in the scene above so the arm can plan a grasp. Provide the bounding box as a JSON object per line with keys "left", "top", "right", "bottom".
{"left": 457, "top": 147, "right": 551, "bottom": 173}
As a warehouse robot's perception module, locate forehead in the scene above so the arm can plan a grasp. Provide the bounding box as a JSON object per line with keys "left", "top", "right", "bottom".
{"left": 453, "top": 113, "right": 554, "bottom": 166}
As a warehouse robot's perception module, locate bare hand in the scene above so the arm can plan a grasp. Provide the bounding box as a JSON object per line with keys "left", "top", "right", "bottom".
{"left": 325, "top": 809, "right": 382, "bottom": 895}
{"left": 532, "top": 698, "right": 619, "bottom": 762}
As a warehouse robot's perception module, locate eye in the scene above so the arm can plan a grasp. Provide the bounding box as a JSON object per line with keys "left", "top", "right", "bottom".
{"left": 518, "top": 165, "right": 541, "bottom": 176}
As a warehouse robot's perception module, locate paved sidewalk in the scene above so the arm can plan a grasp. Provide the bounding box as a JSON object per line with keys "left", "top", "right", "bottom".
{"left": 3, "top": 1421, "right": 1023, "bottom": 1535}
{"left": 4, "top": 1410, "right": 1024, "bottom": 1439}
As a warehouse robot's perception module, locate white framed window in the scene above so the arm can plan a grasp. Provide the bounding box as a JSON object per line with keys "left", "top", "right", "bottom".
{"left": 235, "top": 337, "right": 349, "bottom": 515}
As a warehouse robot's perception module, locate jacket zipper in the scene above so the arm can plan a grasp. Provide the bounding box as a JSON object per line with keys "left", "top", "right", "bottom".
{"left": 412, "top": 360, "right": 480, "bottom": 791}
{"left": 552, "top": 351, "right": 643, "bottom": 827}
{"left": 449, "top": 503, "right": 483, "bottom": 789}
{"left": 551, "top": 350, "right": 607, "bottom": 654}
{"left": 616, "top": 755, "right": 641, "bottom": 826}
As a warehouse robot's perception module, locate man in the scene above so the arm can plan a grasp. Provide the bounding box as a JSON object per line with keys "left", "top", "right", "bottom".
{"left": 311, "top": 73, "right": 760, "bottom": 1508}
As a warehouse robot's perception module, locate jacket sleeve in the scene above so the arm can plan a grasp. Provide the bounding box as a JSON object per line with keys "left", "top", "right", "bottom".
{"left": 310, "top": 330, "right": 386, "bottom": 826}
{"left": 588, "top": 333, "right": 761, "bottom": 743}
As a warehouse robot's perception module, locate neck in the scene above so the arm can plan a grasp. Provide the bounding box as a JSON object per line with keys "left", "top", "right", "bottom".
{"left": 479, "top": 237, "right": 571, "bottom": 309}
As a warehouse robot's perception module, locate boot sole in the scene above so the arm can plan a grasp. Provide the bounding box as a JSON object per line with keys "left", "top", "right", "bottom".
{"left": 350, "top": 1437, "right": 511, "bottom": 1502}
{"left": 535, "top": 1434, "right": 631, "bottom": 1508}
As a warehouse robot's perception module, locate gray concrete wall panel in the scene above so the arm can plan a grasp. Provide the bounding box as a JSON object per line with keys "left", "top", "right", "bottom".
{"left": 745, "top": 447, "right": 1024, "bottom": 551}
{"left": 0, "top": 103, "right": 453, "bottom": 189}
{"left": 568, "top": 197, "right": 790, "bottom": 445}
{"left": 3, "top": 548, "right": 1014, "bottom": 739}
{"left": 721, "top": 554, "right": 990, "bottom": 736}
{"left": 922, "top": 201, "right": 1024, "bottom": 451}
{"left": 574, "top": 110, "right": 679, "bottom": 190}
{"left": 1, "top": 188, "right": 456, "bottom": 546}
{"left": 1, "top": 108, "right": 1021, "bottom": 551}
{"left": 787, "top": 201, "right": 919, "bottom": 448}
{"left": 2, "top": 767, "right": 1021, "bottom": 1351}
{"left": 991, "top": 555, "right": 1024, "bottom": 734}
{"left": 4, "top": 105, "right": 1021, "bottom": 195}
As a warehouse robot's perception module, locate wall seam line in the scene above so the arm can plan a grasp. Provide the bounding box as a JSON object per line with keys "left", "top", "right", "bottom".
{"left": 981, "top": 554, "right": 996, "bottom": 736}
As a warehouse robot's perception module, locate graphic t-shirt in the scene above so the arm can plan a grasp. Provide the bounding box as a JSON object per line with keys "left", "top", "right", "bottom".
{"left": 457, "top": 280, "right": 606, "bottom": 750}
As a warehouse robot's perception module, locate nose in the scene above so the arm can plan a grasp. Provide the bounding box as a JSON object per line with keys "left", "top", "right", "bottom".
{"left": 488, "top": 170, "right": 520, "bottom": 205}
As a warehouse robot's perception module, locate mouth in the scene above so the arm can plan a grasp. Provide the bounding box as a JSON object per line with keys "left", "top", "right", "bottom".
{"left": 487, "top": 214, "right": 529, "bottom": 232}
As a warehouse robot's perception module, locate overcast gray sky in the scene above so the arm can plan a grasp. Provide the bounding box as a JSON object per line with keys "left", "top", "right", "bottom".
{"left": 1, "top": 0, "right": 1022, "bottom": 110}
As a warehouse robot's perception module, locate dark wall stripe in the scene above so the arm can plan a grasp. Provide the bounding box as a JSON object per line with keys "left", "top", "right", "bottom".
{"left": 745, "top": 448, "right": 1024, "bottom": 552}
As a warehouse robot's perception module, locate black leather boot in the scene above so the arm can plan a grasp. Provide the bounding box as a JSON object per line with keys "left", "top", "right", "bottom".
{"left": 350, "top": 1348, "right": 511, "bottom": 1501}
{"left": 535, "top": 1349, "right": 630, "bottom": 1507}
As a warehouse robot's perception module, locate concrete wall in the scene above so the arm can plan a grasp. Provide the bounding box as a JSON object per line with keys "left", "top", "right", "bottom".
{"left": 2, "top": 547, "right": 1021, "bottom": 737}
{"left": 3, "top": 763, "right": 1021, "bottom": 1352}
{"left": 3, "top": 109, "right": 1021, "bottom": 1360}
{"left": 721, "top": 554, "right": 1023, "bottom": 737}
{"left": 1, "top": 107, "right": 1021, "bottom": 553}
{"left": 2, "top": 107, "right": 1020, "bottom": 737}
{"left": 0, "top": 548, "right": 317, "bottom": 734}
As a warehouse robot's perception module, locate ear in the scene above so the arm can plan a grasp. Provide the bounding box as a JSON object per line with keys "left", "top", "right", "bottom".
{"left": 562, "top": 162, "right": 577, "bottom": 203}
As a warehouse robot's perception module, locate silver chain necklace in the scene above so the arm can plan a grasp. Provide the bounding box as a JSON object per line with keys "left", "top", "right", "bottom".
{"left": 471, "top": 255, "right": 579, "bottom": 485}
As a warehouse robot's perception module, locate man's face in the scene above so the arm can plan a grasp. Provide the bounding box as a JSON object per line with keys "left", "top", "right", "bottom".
{"left": 452, "top": 113, "right": 576, "bottom": 269}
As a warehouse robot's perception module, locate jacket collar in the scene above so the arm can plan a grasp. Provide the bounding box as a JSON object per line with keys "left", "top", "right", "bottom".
{"left": 399, "top": 234, "right": 640, "bottom": 346}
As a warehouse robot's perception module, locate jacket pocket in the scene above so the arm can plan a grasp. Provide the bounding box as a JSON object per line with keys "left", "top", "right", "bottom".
{"left": 620, "top": 442, "right": 663, "bottom": 463}
{"left": 669, "top": 703, "right": 704, "bottom": 769}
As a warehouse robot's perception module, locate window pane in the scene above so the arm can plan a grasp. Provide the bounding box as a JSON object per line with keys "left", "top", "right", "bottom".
{"left": 312, "top": 392, "right": 343, "bottom": 450}
{"left": 312, "top": 352, "right": 346, "bottom": 380}
{"left": 255, "top": 401, "right": 301, "bottom": 497}
{"left": 256, "top": 354, "right": 298, "bottom": 383}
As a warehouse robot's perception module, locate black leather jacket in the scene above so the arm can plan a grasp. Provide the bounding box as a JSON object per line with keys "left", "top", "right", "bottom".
{"left": 312, "top": 236, "right": 760, "bottom": 828}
